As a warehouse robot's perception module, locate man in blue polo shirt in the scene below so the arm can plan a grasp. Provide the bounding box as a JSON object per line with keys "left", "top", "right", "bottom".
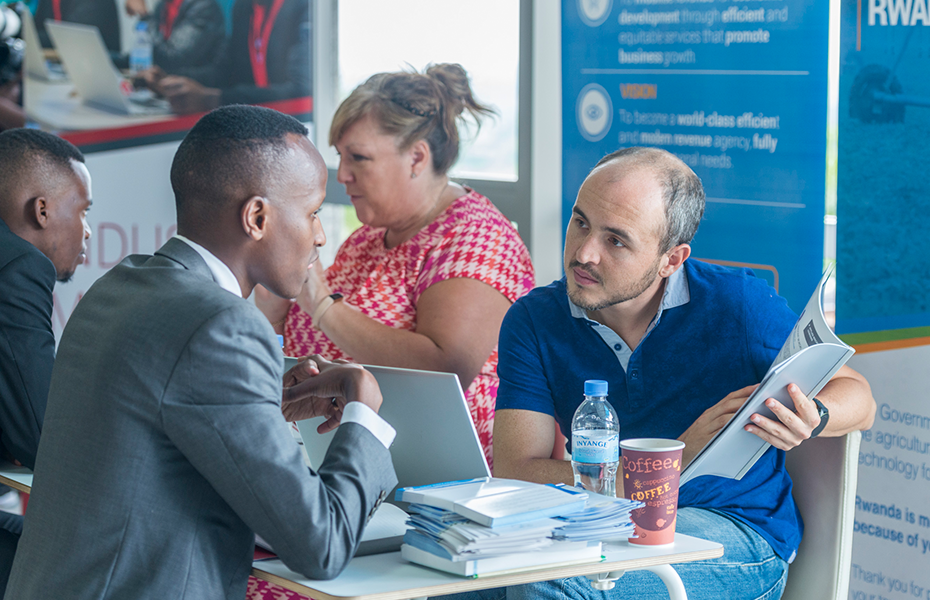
{"left": 489, "top": 147, "right": 876, "bottom": 600}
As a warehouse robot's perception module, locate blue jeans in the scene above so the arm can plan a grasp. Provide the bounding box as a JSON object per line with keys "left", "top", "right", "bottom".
{"left": 433, "top": 507, "right": 789, "bottom": 600}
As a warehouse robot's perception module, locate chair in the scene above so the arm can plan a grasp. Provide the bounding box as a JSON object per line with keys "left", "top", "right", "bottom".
{"left": 781, "top": 431, "right": 862, "bottom": 600}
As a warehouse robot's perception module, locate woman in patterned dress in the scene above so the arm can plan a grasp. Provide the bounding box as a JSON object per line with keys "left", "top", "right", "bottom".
{"left": 256, "top": 63, "right": 534, "bottom": 468}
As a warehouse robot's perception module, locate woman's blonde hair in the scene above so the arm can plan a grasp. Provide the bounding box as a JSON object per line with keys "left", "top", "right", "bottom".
{"left": 329, "top": 63, "right": 496, "bottom": 175}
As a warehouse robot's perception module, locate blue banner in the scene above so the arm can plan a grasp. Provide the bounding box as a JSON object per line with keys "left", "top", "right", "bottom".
{"left": 561, "top": 0, "right": 828, "bottom": 313}
{"left": 835, "top": 0, "right": 930, "bottom": 338}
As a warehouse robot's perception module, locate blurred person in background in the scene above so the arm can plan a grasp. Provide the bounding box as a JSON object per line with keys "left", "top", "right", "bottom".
{"left": 144, "top": 0, "right": 310, "bottom": 114}
{"left": 256, "top": 63, "right": 534, "bottom": 470}
{"left": 0, "top": 3, "right": 24, "bottom": 131}
{"left": 34, "top": 0, "right": 120, "bottom": 52}
{"left": 118, "top": 0, "right": 226, "bottom": 83}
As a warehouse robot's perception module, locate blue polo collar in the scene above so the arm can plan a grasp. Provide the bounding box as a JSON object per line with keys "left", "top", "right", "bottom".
{"left": 567, "top": 265, "right": 691, "bottom": 371}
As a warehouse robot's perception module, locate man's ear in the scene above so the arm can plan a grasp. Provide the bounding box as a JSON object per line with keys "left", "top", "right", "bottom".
{"left": 241, "top": 196, "right": 267, "bottom": 241}
{"left": 659, "top": 243, "right": 691, "bottom": 278}
{"left": 29, "top": 197, "right": 50, "bottom": 229}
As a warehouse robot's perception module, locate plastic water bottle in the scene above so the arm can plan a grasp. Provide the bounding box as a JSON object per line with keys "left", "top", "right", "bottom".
{"left": 129, "top": 21, "right": 153, "bottom": 75}
{"left": 571, "top": 380, "right": 619, "bottom": 497}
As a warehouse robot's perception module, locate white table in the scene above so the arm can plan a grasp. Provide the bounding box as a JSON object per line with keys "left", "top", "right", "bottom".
{"left": 1, "top": 462, "right": 722, "bottom": 599}
{"left": 0, "top": 461, "right": 33, "bottom": 494}
{"left": 24, "top": 76, "right": 176, "bottom": 132}
{"left": 251, "top": 534, "right": 723, "bottom": 600}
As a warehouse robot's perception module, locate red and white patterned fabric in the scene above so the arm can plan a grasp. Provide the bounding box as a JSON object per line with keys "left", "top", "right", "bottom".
{"left": 247, "top": 577, "right": 308, "bottom": 600}
{"left": 284, "top": 190, "right": 535, "bottom": 467}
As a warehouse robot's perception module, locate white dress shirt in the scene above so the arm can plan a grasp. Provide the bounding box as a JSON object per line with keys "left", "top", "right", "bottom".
{"left": 172, "top": 235, "right": 395, "bottom": 449}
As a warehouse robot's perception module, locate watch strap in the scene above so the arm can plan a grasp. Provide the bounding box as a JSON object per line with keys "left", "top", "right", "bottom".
{"left": 810, "top": 397, "right": 829, "bottom": 438}
{"left": 312, "top": 293, "right": 343, "bottom": 330}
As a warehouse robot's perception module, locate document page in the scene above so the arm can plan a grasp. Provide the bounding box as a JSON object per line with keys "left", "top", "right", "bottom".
{"left": 769, "top": 266, "right": 844, "bottom": 371}
{"left": 680, "top": 267, "right": 855, "bottom": 485}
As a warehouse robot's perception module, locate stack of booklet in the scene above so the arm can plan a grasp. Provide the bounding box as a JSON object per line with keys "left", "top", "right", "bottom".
{"left": 396, "top": 478, "right": 641, "bottom": 576}
{"left": 551, "top": 494, "right": 642, "bottom": 543}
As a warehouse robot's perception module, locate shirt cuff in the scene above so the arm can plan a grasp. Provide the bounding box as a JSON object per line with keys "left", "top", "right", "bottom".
{"left": 341, "top": 402, "right": 396, "bottom": 449}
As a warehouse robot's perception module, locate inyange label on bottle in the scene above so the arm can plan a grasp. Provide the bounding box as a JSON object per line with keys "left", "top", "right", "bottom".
{"left": 572, "top": 430, "right": 620, "bottom": 463}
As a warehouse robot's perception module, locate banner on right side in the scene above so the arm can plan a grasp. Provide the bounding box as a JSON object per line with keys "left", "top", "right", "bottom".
{"left": 561, "top": 0, "right": 829, "bottom": 314}
{"left": 836, "top": 0, "right": 930, "bottom": 344}
{"left": 838, "top": 3, "right": 930, "bottom": 600}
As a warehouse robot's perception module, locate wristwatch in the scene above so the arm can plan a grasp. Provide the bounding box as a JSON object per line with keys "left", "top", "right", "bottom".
{"left": 312, "top": 293, "right": 344, "bottom": 330}
{"left": 810, "top": 398, "right": 829, "bottom": 438}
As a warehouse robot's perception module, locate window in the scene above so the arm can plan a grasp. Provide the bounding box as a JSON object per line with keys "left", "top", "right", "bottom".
{"left": 337, "top": 0, "right": 520, "bottom": 181}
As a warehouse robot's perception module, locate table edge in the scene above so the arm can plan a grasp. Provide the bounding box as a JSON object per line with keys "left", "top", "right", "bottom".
{"left": 0, "top": 474, "right": 32, "bottom": 494}
{"left": 250, "top": 545, "right": 724, "bottom": 600}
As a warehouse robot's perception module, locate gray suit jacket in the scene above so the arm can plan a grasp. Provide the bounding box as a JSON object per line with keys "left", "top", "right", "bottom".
{"left": 5, "top": 239, "right": 397, "bottom": 600}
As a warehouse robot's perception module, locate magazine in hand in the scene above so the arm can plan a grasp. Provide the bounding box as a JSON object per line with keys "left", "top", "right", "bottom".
{"left": 680, "top": 266, "right": 853, "bottom": 485}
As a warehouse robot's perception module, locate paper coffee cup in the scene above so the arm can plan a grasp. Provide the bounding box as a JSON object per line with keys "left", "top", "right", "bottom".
{"left": 620, "top": 438, "right": 685, "bottom": 546}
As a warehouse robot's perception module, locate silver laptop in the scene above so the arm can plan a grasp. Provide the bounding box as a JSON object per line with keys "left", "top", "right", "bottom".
{"left": 287, "top": 361, "right": 491, "bottom": 503}
{"left": 20, "top": 9, "right": 65, "bottom": 81}
{"left": 45, "top": 21, "right": 169, "bottom": 115}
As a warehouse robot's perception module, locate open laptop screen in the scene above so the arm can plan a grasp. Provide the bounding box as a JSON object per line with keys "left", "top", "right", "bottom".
{"left": 286, "top": 360, "right": 491, "bottom": 501}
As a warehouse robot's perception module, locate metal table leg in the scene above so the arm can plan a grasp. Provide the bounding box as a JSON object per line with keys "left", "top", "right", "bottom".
{"left": 586, "top": 564, "right": 687, "bottom": 599}
{"left": 642, "top": 565, "right": 687, "bottom": 600}
{"left": 586, "top": 569, "right": 626, "bottom": 591}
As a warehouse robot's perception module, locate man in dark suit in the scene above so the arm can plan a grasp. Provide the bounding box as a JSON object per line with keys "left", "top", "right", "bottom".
{"left": 149, "top": 0, "right": 311, "bottom": 114}
{"left": 0, "top": 128, "right": 92, "bottom": 593}
{"left": 35, "top": 0, "right": 121, "bottom": 53}
{"left": 6, "top": 105, "right": 397, "bottom": 599}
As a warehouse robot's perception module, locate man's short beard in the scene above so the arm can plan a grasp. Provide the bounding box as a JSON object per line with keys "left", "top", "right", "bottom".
{"left": 56, "top": 271, "right": 75, "bottom": 284}
{"left": 567, "top": 257, "right": 662, "bottom": 311}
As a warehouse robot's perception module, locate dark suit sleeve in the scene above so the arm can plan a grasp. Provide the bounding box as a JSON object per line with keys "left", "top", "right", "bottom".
{"left": 173, "top": 0, "right": 240, "bottom": 88}
{"left": 160, "top": 304, "right": 396, "bottom": 580}
{"left": 153, "top": 0, "right": 227, "bottom": 77}
{"left": 0, "top": 253, "right": 56, "bottom": 470}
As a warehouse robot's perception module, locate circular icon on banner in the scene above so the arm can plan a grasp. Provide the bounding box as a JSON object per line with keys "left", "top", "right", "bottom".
{"left": 576, "top": 84, "right": 612, "bottom": 142}
{"left": 577, "top": 0, "right": 612, "bottom": 27}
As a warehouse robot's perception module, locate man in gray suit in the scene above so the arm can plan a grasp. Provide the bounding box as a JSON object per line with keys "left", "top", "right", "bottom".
{"left": 6, "top": 105, "right": 398, "bottom": 599}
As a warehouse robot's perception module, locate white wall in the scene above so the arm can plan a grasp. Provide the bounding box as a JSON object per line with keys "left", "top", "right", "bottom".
{"left": 530, "top": 0, "right": 564, "bottom": 287}
{"left": 54, "top": 141, "right": 179, "bottom": 337}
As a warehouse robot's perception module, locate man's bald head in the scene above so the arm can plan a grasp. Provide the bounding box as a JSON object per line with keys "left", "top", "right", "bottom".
{"left": 170, "top": 104, "right": 321, "bottom": 234}
{"left": 591, "top": 147, "right": 705, "bottom": 253}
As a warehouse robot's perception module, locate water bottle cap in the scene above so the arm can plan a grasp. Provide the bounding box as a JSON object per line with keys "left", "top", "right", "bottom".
{"left": 584, "top": 380, "right": 608, "bottom": 396}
